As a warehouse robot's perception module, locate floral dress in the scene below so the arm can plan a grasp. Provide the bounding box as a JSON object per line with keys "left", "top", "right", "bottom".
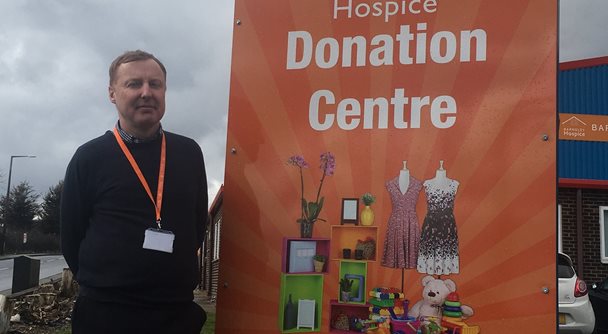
{"left": 417, "top": 178, "right": 460, "bottom": 275}
{"left": 381, "top": 176, "right": 422, "bottom": 269}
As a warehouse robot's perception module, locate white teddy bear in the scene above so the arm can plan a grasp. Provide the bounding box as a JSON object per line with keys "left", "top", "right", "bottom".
{"left": 409, "top": 275, "right": 474, "bottom": 320}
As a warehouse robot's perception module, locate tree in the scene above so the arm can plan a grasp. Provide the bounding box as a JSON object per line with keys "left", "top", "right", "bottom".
{"left": 0, "top": 181, "right": 40, "bottom": 233}
{"left": 37, "top": 180, "right": 63, "bottom": 235}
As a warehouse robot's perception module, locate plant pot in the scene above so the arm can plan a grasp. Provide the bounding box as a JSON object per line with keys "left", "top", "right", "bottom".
{"left": 341, "top": 290, "right": 351, "bottom": 302}
{"left": 355, "top": 249, "right": 364, "bottom": 260}
{"left": 360, "top": 205, "right": 375, "bottom": 226}
{"left": 342, "top": 248, "right": 351, "bottom": 259}
{"left": 313, "top": 260, "right": 324, "bottom": 272}
{"left": 300, "top": 220, "right": 314, "bottom": 238}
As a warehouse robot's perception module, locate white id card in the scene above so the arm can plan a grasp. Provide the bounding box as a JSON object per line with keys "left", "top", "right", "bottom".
{"left": 143, "top": 228, "right": 175, "bottom": 253}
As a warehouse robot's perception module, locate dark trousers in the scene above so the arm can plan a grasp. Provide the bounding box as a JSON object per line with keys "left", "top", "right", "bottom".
{"left": 72, "top": 295, "right": 206, "bottom": 334}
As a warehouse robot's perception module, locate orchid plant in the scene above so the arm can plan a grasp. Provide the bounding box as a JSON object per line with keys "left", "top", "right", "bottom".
{"left": 287, "top": 152, "right": 335, "bottom": 225}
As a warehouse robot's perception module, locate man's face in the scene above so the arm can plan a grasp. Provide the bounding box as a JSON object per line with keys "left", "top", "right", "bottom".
{"left": 109, "top": 59, "right": 166, "bottom": 136}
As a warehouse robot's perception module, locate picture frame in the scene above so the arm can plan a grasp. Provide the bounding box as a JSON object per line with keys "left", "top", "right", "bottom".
{"left": 296, "top": 299, "right": 316, "bottom": 329}
{"left": 341, "top": 198, "right": 359, "bottom": 225}
{"left": 345, "top": 274, "right": 365, "bottom": 302}
{"left": 288, "top": 241, "right": 316, "bottom": 273}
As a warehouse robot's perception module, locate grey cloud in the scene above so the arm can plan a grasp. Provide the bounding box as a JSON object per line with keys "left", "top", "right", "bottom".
{"left": 0, "top": 0, "right": 234, "bottom": 203}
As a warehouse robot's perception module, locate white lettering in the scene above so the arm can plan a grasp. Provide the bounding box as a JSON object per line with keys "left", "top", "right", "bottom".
{"left": 287, "top": 31, "right": 312, "bottom": 70}
{"left": 316, "top": 37, "right": 340, "bottom": 69}
{"left": 343, "top": 36, "right": 367, "bottom": 67}
{"left": 397, "top": 25, "right": 414, "bottom": 65}
{"left": 333, "top": 0, "right": 352, "bottom": 20}
{"left": 423, "top": 0, "right": 437, "bottom": 12}
{"left": 309, "top": 90, "right": 335, "bottom": 131}
{"left": 430, "top": 96, "right": 457, "bottom": 128}
{"left": 592, "top": 124, "right": 608, "bottom": 131}
{"left": 384, "top": 2, "right": 399, "bottom": 21}
{"left": 430, "top": 31, "right": 457, "bottom": 63}
{"left": 460, "top": 29, "right": 487, "bottom": 62}
{"left": 286, "top": 25, "right": 488, "bottom": 70}
{"left": 410, "top": 96, "right": 429, "bottom": 128}
{"left": 370, "top": 35, "right": 394, "bottom": 66}
{"left": 391, "top": 88, "right": 409, "bottom": 128}
{"left": 309, "top": 88, "right": 458, "bottom": 131}
{"left": 333, "top": 0, "right": 438, "bottom": 23}
{"left": 372, "top": 2, "right": 384, "bottom": 18}
{"left": 363, "top": 97, "right": 389, "bottom": 129}
{"left": 409, "top": 0, "right": 421, "bottom": 14}
{"left": 337, "top": 98, "right": 361, "bottom": 130}
{"left": 355, "top": 3, "right": 371, "bottom": 17}
{"left": 415, "top": 23, "right": 427, "bottom": 64}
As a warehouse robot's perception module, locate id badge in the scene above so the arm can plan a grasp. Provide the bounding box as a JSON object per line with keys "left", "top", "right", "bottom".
{"left": 143, "top": 228, "right": 175, "bottom": 253}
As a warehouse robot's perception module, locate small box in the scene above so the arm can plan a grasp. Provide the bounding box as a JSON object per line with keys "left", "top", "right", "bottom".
{"left": 12, "top": 255, "right": 40, "bottom": 293}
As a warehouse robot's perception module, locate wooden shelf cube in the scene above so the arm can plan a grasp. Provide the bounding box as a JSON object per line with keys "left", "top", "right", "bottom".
{"left": 330, "top": 226, "right": 378, "bottom": 262}
{"left": 329, "top": 299, "right": 371, "bottom": 333}
{"left": 282, "top": 237, "right": 330, "bottom": 274}
{"left": 338, "top": 260, "right": 368, "bottom": 305}
{"left": 278, "top": 273, "right": 324, "bottom": 332}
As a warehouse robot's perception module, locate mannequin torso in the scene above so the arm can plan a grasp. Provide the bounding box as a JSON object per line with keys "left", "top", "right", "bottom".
{"left": 399, "top": 170, "right": 410, "bottom": 194}
{"left": 398, "top": 161, "right": 410, "bottom": 194}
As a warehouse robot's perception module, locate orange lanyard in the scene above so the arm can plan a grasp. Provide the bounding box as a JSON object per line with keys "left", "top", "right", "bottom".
{"left": 112, "top": 127, "right": 166, "bottom": 229}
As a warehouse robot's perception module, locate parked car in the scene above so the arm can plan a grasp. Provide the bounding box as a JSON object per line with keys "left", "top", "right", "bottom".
{"left": 590, "top": 277, "right": 608, "bottom": 333}
{"left": 558, "top": 252, "right": 595, "bottom": 334}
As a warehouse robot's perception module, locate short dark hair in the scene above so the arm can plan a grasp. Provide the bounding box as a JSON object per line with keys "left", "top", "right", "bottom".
{"left": 109, "top": 50, "right": 167, "bottom": 85}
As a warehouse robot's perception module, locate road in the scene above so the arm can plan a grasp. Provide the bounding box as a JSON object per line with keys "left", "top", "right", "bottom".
{"left": 0, "top": 255, "right": 67, "bottom": 294}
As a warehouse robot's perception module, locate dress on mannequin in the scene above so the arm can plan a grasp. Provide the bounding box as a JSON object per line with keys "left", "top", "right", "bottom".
{"left": 382, "top": 161, "right": 422, "bottom": 269}
{"left": 417, "top": 161, "right": 460, "bottom": 275}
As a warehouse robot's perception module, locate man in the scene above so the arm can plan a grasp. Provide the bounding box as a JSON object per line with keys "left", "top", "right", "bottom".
{"left": 61, "top": 50, "right": 208, "bottom": 334}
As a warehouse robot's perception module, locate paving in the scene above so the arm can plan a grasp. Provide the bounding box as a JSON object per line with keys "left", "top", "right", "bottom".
{"left": 193, "top": 289, "right": 216, "bottom": 314}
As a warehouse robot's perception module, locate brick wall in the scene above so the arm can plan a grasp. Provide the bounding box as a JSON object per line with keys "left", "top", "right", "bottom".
{"left": 559, "top": 187, "right": 608, "bottom": 283}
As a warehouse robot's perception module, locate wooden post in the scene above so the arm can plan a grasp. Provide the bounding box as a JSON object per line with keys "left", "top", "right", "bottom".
{"left": 0, "top": 294, "right": 13, "bottom": 334}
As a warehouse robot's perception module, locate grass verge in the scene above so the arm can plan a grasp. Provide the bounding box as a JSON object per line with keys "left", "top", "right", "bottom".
{"left": 201, "top": 310, "right": 216, "bottom": 334}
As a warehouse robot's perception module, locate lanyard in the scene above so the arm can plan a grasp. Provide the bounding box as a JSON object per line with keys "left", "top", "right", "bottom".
{"left": 112, "top": 127, "right": 166, "bottom": 229}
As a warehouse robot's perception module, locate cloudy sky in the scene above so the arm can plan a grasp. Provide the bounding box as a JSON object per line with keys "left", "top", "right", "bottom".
{"left": 0, "top": 0, "right": 605, "bottom": 205}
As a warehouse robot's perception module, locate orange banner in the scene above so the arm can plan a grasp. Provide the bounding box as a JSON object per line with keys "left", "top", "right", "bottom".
{"left": 560, "top": 113, "right": 608, "bottom": 142}
{"left": 218, "top": 1, "right": 557, "bottom": 333}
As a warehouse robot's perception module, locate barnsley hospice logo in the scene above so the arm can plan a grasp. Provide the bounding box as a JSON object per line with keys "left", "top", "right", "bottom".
{"left": 559, "top": 113, "right": 608, "bottom": 142}
{"left": 561, "top": 115, "right": 587, "bottom": 139}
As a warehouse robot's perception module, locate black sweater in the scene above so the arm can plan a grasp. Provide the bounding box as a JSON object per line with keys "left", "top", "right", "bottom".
{"left": 60, "top": 131, "right": 207, "bottom": 304}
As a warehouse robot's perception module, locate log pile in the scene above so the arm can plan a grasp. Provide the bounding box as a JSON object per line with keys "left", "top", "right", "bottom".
{"left": 4, "top": 269, "right": 78, "bottom": 334}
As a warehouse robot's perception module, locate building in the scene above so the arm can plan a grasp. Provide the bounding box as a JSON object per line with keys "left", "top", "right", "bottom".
{"left": 201, "top": 185, "right": 223, "bottom": 301}
{"left": 559, "top": 56, "right": 608, "bottom": 283}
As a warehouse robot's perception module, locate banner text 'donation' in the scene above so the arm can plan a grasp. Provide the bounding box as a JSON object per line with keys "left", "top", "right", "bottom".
{"left": 286, "top": 0, "right": 488, "bottom": 131}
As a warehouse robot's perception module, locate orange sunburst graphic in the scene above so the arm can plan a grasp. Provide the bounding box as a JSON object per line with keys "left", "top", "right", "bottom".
{"left": 218, "top": 0, "right": 556, "bottom": 333}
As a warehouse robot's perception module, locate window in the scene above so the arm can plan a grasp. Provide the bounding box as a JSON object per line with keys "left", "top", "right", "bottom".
{"left": 558, "top": 204, "right": 562, "bottom": 253}
{"left": 600, "top": 206, "right": 608, "bottom": 264}
{"left": 213, "top": 219, "right": 222, "bottom": 261}
{"left": 558, "top": 253, "right": 574, "bottom": 279}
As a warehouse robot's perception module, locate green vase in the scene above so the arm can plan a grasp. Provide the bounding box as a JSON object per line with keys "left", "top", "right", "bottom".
{"left": 300, "top": 220, "right": 314, "bottom": 238}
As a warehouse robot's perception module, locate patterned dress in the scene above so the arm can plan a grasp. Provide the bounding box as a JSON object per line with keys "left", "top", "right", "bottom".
{"left": 381, "top": 176, "right": 422, "bottom": 269}
{"left": 417, "top": 177, "right": 460, "bottom": 275}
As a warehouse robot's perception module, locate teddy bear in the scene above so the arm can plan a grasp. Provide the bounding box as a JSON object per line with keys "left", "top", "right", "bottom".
{"left": 409, "top": 275, "right": 474, "bottom": 321}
